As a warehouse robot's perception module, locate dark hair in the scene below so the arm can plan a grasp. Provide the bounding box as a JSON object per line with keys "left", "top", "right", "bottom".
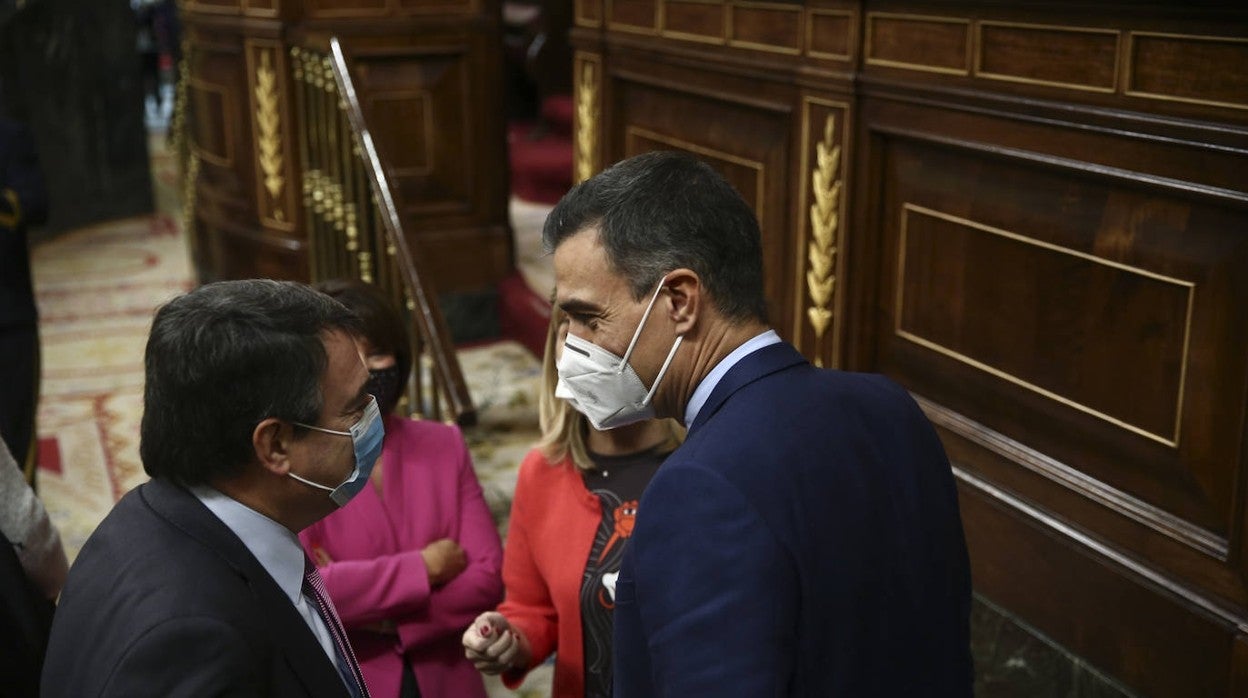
{"left": 542, "top": 150, "right": 768, "bottom": 323}
{"left": 313, "top": 279, "right": 412, "bottom": 389}
{"left": 140, "top": 279, "right": 361, "bottom": 486}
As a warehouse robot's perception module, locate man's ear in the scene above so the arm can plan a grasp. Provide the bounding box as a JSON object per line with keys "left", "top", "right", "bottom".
{"left": 253, "top": 417, "right": 293, "bottom": 476}
{"left": 663, "top": 268, "right": 701, "bottom": 336}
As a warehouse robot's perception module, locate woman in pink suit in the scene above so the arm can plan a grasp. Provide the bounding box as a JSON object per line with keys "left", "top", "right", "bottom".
{"left": 300, "top": 280, "right": 504, "bottom": 698}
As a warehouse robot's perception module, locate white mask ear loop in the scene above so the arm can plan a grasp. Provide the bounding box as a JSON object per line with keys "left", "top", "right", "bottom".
{"left": 617, "top": 277, "right": 670, "bottom": 374}
{"left": 640, "top": 335, "right": 683, "bottom": 407}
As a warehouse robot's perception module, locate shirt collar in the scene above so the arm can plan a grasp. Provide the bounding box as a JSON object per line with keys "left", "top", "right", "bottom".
{"left": 190, "top": 485, "right": 306, "bottom": 605}
{"left": 684, "top": 329, "right": 782, "bottom": 427}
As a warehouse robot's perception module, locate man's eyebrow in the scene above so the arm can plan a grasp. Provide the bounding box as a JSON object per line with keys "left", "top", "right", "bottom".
{"left": 558, "top": 298, "right": 600, "bottom": 316}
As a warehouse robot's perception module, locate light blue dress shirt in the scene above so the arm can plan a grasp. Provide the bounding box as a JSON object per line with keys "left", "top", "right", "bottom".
{"left": 683, "top": 329, "right": 782, "bottom": 427}
{"left": 190, "top": 486, "right": 339, "bottom": 667}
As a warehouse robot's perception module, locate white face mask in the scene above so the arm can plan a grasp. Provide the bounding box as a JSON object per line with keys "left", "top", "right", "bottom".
{"left": 555, "top": 278, "right": 683, "bottom": 430}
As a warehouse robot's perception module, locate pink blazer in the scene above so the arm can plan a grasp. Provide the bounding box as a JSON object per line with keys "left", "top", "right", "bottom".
{"left": 299, "top": 415, "right": 504, "bottom": 698}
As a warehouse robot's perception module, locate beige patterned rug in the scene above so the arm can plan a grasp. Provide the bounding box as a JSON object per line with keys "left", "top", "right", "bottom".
{"left": 31, "top": 135, "right": 554, "bottom": 696}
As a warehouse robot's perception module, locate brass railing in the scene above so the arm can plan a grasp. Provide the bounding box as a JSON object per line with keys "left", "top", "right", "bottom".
{"left": 292, "top": 38, "right": 476, "bottom": 426}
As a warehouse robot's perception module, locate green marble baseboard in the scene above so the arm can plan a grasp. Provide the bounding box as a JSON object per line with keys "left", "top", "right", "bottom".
{"left": 973, "top": 593, "right": 1136, "bottom": 697}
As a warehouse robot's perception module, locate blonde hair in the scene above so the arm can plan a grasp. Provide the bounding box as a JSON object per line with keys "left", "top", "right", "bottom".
{"left": 536, "top": 306, "right": 683, "bottom": 470}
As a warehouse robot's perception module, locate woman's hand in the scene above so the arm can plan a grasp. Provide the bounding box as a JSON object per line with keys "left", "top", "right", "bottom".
{"left": 421, "top": 538, "right": 467, "bottom": 587}
{"left": 461, "top": 611, "right": 532, "bottom": 675}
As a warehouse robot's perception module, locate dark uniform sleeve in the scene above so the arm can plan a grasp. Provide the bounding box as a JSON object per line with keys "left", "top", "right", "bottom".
{"left": 0, "top": 118, "right": 47, "bottom": 229}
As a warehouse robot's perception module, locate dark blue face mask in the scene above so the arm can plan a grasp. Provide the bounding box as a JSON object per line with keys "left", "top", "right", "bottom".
{"left": 288, "top": 396, "right": 385, "bottom": 507}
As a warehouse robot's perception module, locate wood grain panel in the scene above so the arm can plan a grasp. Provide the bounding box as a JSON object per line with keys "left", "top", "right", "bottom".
{"left": 242, "top": 0, "right": 278, "bottom": 16}
{"left": 1127, "top": 32, "right": 1248, "bottom": 110}
{"left": 305, "top": 0, "right": 388, "bottom": 17}
{"left": 662, "top": 0, "right": 725, "bottom": 43}
{"left": 866, "top": 12, "right": 970, "bottom": 75}
{"left": 354, "top": 52, "right": 473, "bottom": 215}
{"left": 186, "top": 33, "right": 255, "bottom": 216}
{"left": 364, "top": 92, "right": 434, "bottom": 175}
{"left": 608, "top": 0, "right": 658, "bottom": 33}
{"left": 611, "top": 72, "right": 795, "bottom": 333}
{"left": 396, "top": 0, "right": 475, "bottom": 13}
{"left": 875, "top": 131, "right": 1248, "bottom": 546}
{"left": 206, "top": 219, "right": 309, "bottom": 282}
{"left": 583, "top": 5, "right": 1248, "bottom": 693}
{"left": 185, "top": 0, "right": 241, "bottom": 15}
{"left": 627, "top": 126, "right": 764, "bottom": 216}
{"left": 729, "top": 3, "right": 801, "bottom": 55}
{"left": 897, "top": 203, "right": 1191, "bottom": 446}
{"left": 577, "top": 0, "right": 603, "bottom": 27}
{"left": 976, "top": 21, "right": 1119, "bottom": 93}
{"left": 807, "top": 9, "right": 853, "bottom": 60}
{"left": 189, "top": 79, "right": 235, "bottom": 167}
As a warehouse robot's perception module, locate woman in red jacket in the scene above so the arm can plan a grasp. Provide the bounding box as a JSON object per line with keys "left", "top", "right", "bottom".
{"left": 463, "top": 307, "right": 683, "bottom": 698}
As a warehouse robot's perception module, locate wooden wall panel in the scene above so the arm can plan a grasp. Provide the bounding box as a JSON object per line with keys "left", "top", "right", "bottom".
{"left": 185, "top": 0, "right": 242, "bottom": 15}
{"left": 183, "top": 0, "right": 510, "bottom": 291}
{"left": 577, "top": 0, "right": 603, "bottom": 27}
{"left": 335, "top": 25, "right": 510, "bottom": 293}
{"left": 574, "top": 1, "right": 1248, "bottom": 691}
{"left": 355, "top": 51, "right": 473, "bottom": 215}
{"left": 866, "top": 12, "right": 970, "bottom": 74}
{"left": 609, "top": 0, "right": 659, "bottom": 33}
{"left": 662, "top": 1, "right": 725, "bottom": 43}
{"left": 607, "top": 60, "right": 798, "bottom": 333}
{"left": 304, "top": 0, "right": 389, "bottom": 17}
{"left": 806, "top": 9, "right": 854, "bottom": 61}
{"left": 1127, "top": 32, "right": 1248, "bottom": 110}
{"left": 976, "top": 22, "right": 1119, "bottom": 92}
{"left": 896, "top": 202, "right": 1190, "bottom": 447}
{"left": 868, "top": 113, "right": 1248, "bottom": 569}
{"left": 729, "top": 3, "right": 801, "bottom": 54}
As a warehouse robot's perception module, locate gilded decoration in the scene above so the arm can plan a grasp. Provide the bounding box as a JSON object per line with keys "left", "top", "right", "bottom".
{"left": 806, "top": 114, "right": 840, "bottom": 361}
{"left": 254, "top": 49, "right": 285, "bottom": 220}
{"left": 575, "top": 56, "right": 599, "bottom": 184}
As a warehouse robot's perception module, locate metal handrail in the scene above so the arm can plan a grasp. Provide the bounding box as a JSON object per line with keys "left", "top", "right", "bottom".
{"left": 293, "top": 38, "right": 476, "bottom": 426}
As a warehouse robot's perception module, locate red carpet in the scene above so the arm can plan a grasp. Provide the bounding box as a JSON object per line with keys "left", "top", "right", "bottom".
{"left": 498, "top": 270, "right": 551, "bottom": 359}
{"left": 500, "top": 95, "right": 570, "bottom": 353}
{"left": 507, "top": 95, "right": 574, "bottom": 206}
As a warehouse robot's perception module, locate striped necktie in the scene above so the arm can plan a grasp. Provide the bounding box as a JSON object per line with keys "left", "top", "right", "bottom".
{"left": 303, "top": 557, "right": 370, "bottom": 698}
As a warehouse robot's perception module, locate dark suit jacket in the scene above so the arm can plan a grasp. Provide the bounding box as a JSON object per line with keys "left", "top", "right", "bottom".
{"left": 613, "top": 342, "right": 973, "bottom": 697}
{"left": 0, "top": 533, "right": 53, "bottom": 697}
{"left": 42, "top": 478, "right": 354, "bottom": 698}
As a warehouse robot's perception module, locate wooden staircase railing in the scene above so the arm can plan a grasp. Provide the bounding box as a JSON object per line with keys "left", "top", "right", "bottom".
{"left": 292, "top": 38, "right": 476, "bottom": 427}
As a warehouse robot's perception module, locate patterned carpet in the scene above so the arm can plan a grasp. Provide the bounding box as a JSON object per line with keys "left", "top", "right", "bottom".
{"left": 31, "top": 135, "right": 554, "bottom": 695}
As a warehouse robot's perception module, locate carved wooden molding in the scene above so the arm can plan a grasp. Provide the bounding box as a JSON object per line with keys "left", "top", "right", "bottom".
{"left": 575, "top": 53, "right": 602, "bottom": 184}
{"left": 249, "top": 43, "right": 294, "bottom": 230}
{"left": 806, "top": 113, "right": 840, "bottom": 366}
{"left": 255, "top": 50, "right": 284, "bottom": 207}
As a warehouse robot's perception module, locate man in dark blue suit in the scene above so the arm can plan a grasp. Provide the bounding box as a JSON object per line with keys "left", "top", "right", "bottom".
{"left": 544, "top": 151, "right": 973, "bottom": 696}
